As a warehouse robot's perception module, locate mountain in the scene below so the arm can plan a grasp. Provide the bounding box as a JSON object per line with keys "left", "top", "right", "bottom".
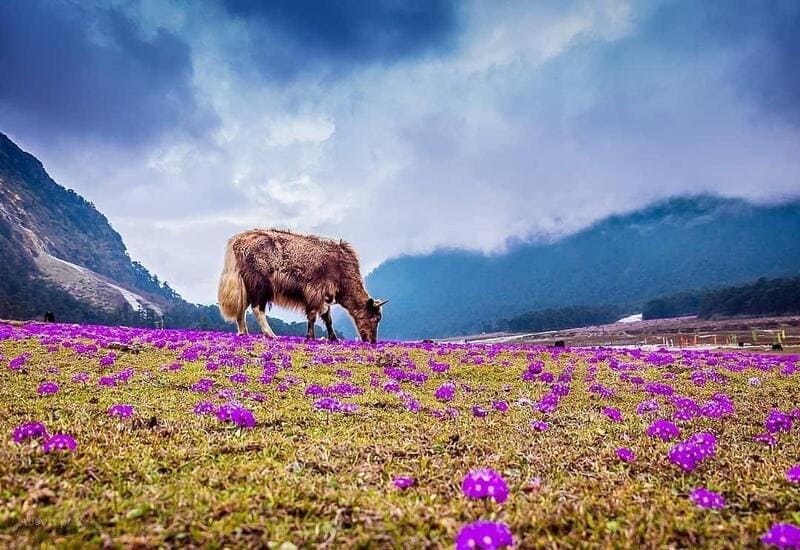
{"left": 0, "top": 131, "right": 176, "bottom": 321}
{"left": 367, "top": 196, "right": 800, "bottom": 339}
{"left": 0, "top": 131, "right": 321, "bottom": 336}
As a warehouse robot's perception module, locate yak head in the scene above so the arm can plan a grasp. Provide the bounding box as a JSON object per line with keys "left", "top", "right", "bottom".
{"left": 355, "top": 297, "right": 388, "bottom": 343}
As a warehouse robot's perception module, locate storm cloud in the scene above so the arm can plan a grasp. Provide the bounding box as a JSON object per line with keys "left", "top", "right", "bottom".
{"left": 220, "top": 0, "right": 459, "bottom": 80}
{"left": 1, "top": 0, "right": 799, "bottom": 310}
{"left": 0, "top": 0, "right": 213, "bottom": 146}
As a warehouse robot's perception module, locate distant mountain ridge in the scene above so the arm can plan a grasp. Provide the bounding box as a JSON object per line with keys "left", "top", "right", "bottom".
{"left": 367, "top": 195, "right": 800, "bottom": 339}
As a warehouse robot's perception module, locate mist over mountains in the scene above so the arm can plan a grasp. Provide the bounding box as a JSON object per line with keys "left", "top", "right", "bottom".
{"left": 367, "top": 196, "right": 800, "bottom": 339}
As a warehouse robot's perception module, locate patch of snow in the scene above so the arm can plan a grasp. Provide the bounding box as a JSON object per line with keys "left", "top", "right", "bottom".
{"left": 42, "top": 253, "right": 163, "bottom": 316}
{"left": 616, "top": 313, "right": 643, "bottom": 324}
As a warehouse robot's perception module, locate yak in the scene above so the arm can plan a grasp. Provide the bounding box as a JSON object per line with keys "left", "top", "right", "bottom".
{"left": 217, "top": 229, "right": 387, "bottom": 343}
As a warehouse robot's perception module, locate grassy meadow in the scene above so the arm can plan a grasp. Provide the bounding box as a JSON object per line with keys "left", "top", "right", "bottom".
{"left": 1, "top": 322, "right": 799, "bottom": 548}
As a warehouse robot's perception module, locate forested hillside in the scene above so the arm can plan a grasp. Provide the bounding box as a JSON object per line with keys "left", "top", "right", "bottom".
{"left": 644, "top": 276, "right": 800, "bottom": 320}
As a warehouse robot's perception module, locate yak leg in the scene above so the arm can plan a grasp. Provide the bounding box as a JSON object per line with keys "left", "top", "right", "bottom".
{"left": 320, "top": 309, "right": 337, "bottom": 341}
{"left": 253, "top": 305, "right": 276, "bottom": 338}
{"left": 235, "top": 309, "right": 248, "bottom": 336}
{"left": 305, "top": 309, "right": 317, "bottom": 340}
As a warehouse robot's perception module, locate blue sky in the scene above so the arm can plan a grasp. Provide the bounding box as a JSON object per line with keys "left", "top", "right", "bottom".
{"left": 1, "top": 0, "right": 799, "bottom": 310}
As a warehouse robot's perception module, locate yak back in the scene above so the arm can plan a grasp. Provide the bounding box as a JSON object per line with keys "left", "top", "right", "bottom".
{"left": 230, "top": 229, "right": 364, "bottom": 312}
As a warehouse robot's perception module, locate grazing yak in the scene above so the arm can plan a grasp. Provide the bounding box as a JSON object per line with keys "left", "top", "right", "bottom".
{"left": 217, "top": 229, "right": 387, "bottom": 342}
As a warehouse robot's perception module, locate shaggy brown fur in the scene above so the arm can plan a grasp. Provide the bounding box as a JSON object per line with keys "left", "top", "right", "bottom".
{"left": 217, "top": 229, "right": 386, "bottom": 342}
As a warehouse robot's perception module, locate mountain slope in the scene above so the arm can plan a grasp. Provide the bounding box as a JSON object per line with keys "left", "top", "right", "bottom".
{"left": 0, "top": 131, "right": 172, "bottom": 320}
{"left": 367, "top": 196, "right": 800, "bottom": 339}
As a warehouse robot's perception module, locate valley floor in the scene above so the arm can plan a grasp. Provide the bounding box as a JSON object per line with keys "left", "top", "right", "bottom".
{"left": 1, "top": 322, "right": 798, "bottom": 548}
{"left": 453, "top": 314, "right": 800, "bottom": 352}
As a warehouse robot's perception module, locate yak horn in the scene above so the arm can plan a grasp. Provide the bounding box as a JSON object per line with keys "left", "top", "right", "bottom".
{"left": 375, "top": 299, "right": 390, "bottom": 307}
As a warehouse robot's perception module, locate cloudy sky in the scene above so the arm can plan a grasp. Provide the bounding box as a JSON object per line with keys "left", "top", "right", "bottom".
{"left": 2, "top": 0, "right": 799, "bottom": 311}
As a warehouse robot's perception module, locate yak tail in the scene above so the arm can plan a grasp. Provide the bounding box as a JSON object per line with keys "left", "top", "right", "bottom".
{"left": 217, "top": 239, "right": 247, "bottom": 322}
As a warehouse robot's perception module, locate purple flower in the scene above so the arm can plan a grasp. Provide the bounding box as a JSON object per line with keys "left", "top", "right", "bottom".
{"left": 218, "top": 388, "right": 236, "bottom": 399}
{"left": 644, "top": 382, "right": 674, "bottom": 396}
{"left": 71, "top": 372, "right": 90, "bottom": 383}
{"left": 229, "top": 372, "right": 249, "bottom": 384}
{"left": 434, "top": 382, "right": 456, "bottom": 402}
{"left": 108, "top": 404, "right": 134, "bottom": 418}
{"left": 786, "top": 465, "right": 800, "bottom": 484}
{"left": 536, "top": 393, "right": 560, "bottom": 414}
{"left": 98, "top": 352, "right": 117, "bottom": 367}
{"left": 193, "top": 401, "right": 216, "bottom": 415}
{"left": 539, "top": 371, "right": 555, "bottom": 384}
{"left": 647, "top": 419, "right": 680, "bottom": 442}
{"left": 8, "top": 353, "right": 31, "bottom": 371}
{"left": 98, "top": 376, "right": 117, "bottom": 387}
{"left": 191, "top": 378, "right": 215, "bottom": 393}
{"left": 589, "top": 383, "right": 614, "bottom": 398}
{"left": 455, "top": 521, "right": 513, "bottom": 550}
{"left": 616, "top": 447, "right": 635, "bottom": 463}
{"left": 492, "top": 401, "right": 509, "bottom": 412}
{"left": 37, "top": 381, "right": 59, "bottom": 395}
{"left": 668, "top": 432, "right": 716, "bottom": 472}
{"left": 393, "top": 476, "right": 416, "bottom": 489}
{"left": 116, "top": 368, "right": 134, "bottom": 382}
{"left": 461, "top": 469, "right": 509, "bottom": 504}
{"left": 472, "top": 405, "right": 489, "bottom": 418}
{"left": 530, "top": 420, "right": 550, "bottom": 431}
{"left": 689, "top": 487, "right": 725, "bottom": 509}
{"left": 602, "top": 407, "right": 623, "bottom": 423}
{"left": 313, "top": 397, "right": 358, "bottom": 414}
{"left": 12, "top": 422, "right": 48, "bottom": 443}
{"left": 43, "top": 433, "right": 77, "bottom": 453}
{"left": 766, "top": 409, "right": 793, "bottom": 434}
{"left": 761, "top": 523, "right": 800, "bottom": 549}
{"left": 230, "top": 407, "right": 256, "bottom": 428}
{"left": 429, "top": 361, "right": 449, "bottom": 373}
{"left": 636, "top": 400, "right": 660, "bottom": 415}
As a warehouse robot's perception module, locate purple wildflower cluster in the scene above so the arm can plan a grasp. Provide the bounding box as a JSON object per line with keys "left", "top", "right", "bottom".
{"left": 455, "top": 521, "right": 514, "bottom": 550}
{"left": 462, "top": 469, "right": 509, "bottom": 504}
{"left": 689, "top": 487, "right": 725, "bottom": 509}
{"left": 765, "top": 409, "right": 793, "bottom": 434}
{"left": 37, "top": 381, "right": 59, "bottom": 395}
{"left": 434, "top": 382, "right": 456, "bottom": 402}
{"left": 616, "top": 447, "right": 636, "bottom": 463}
{"left": 761, "top": 523, "right": 800, "bottom": 549}
{"left": 393, "top": 476, "right": 416, "bottom": 489}
{"left": 216, "top": 403, "right": 257, "bottom": 428}
{"left": 313, "top": 397, "right": 358, "bottom": 414}
{"left": 669, "top": 432, "right": 717, "bottom": 472}
{"left": 647, "top": 419, "right": 681, "bottom": 442}
{"left": 12, "top": 421, "right": 48, "bottom": 443}
{"left": 602, "top": 407, "right": 623, "bottom": 422}
{"left": 787, "top": 465, "right": 800, "bottom": 485}
{"left": 43, "top": 433, "right": 78, "bottom": 453}
{"left": 13, "top": 420, "right": 76, "bottom": 453}
{"left": 108, "top": 404, "right": 135, "bottom": 418}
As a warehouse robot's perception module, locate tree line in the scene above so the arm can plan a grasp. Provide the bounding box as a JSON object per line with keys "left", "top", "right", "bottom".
{"left": 643, "top": 275, "right": 800, "bottom": 320}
